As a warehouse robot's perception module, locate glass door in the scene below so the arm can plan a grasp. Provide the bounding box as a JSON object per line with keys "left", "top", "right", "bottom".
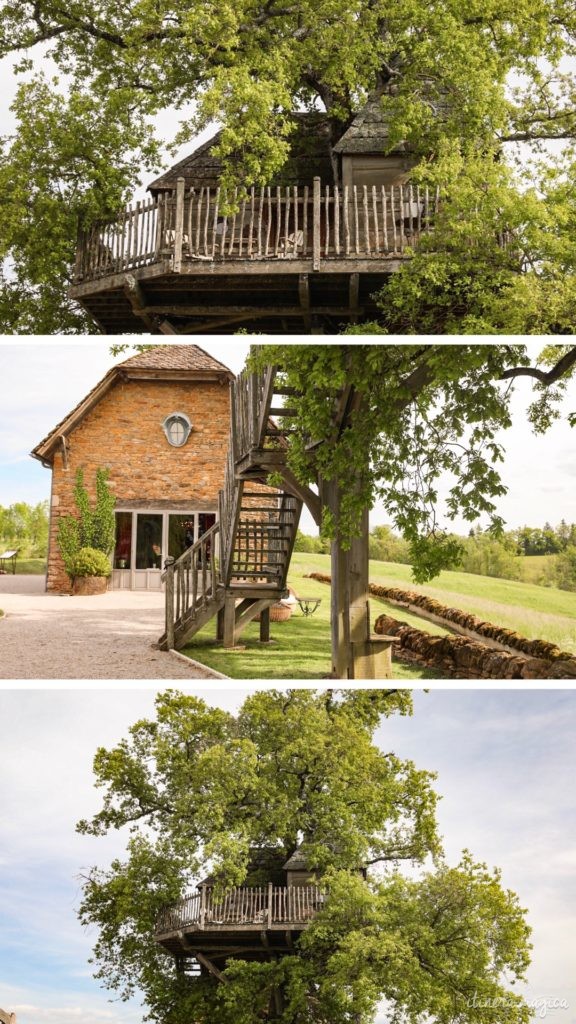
{"left": 134, "top": 512, "right": 163, "bottom": 589}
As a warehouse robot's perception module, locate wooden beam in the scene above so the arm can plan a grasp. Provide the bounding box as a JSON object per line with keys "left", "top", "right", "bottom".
{"left": 313, "top": 177, "right": 321, "bottom": 271}
{"left": 276, "top": 467, "right": 321, "bottom": 526}
{"left": 158, "top": 319, "right": 178, "bottom": 334}
{"left": 193, "top": 951, "right": 228, "bottom": 984}
{"left": 141, "top": 303, "right": 358, "bottom": 317}
{"left": 68, "top": 256, "right": 404, "bottom": 298}
{"left": 298, "top": 273, "right": 312, "bottom": 330}
{"left": 173, "top": 177, "right": 186, "bottom": 273}
{"left": 349, "top": 272, "right": 360, "bottom": 324}
{"left": 122, "top": 274, "right": 157, "bottom": 331}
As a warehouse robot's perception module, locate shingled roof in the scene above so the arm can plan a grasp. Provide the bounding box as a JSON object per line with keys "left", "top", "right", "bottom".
{"left": 148, "top": 113, "right": 334, "bottom": 194}
{"left": 120, "top": 344, "right": 233, "bottom": 375}
{"left": 333, "top": 96, "right": 402, "bottom": 155}
{"left": 31, "top": 345, "right": 234, "bottom": 465}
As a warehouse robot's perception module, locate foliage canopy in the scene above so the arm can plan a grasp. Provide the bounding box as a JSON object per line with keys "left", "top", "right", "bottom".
{"left": 250, "top": 343, "right": 576, "bottom": 580}
{"left": 78, "top": 688, "right": 532, "bottom": 1024}
{"left": 2, "top": 0, "right": 576, "bottom": 329}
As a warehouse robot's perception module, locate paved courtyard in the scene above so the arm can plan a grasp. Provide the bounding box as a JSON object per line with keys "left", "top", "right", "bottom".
{"left": 0, "top": 575, "right": 223, "bottom": 680}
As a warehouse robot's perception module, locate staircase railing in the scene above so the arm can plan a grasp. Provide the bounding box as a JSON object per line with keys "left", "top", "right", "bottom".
{"left": 163, "top": 522, "right": 221, "bottom": 649}
{"left": 163, "top": 366, "right": 301, "bottom": 647}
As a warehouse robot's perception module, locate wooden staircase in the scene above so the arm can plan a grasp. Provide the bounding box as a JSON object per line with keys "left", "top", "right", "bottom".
{"left": 159, "top": 366, "right": 304, "bottom": 650}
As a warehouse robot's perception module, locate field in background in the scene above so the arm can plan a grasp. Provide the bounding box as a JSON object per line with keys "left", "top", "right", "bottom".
{"left": 291, "top": 553, "right": 576, "bottom": 654}
{"left": 518, "top": 553, "right": 557, "bottom": 584}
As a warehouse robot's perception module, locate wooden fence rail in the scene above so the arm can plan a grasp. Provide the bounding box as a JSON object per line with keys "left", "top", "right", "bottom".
{"left": 74, "top": 179, "right": 439, "bottom": 281}
{"left": 157, "top": 885, "right": 325, "bottom": 933}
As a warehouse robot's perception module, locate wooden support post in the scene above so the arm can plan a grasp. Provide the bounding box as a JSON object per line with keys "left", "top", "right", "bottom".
{"left": 199, "top": 884, "right": 207, "bottom": 930}
{"left": 259, "top": 605, "right": 271, "bottom": 644}
{"left": 173, "top": 177, "right": 186, "bottom": 273}
{"left": 223, "top": 595, "right": 237, "bottom": 648}
{"left": 313, "top": 177, "right": 321, "bottom": 272}
{"left": 267, "top": 882, "right": 273, "bottom": 929}
{"left": 194, "top": 951, "right": 227, "bottom": 983}
{"left": 350, "top": 635, "right": 394, "bottom": 679}
{"left": 298, "top": 272, "right": 312, "bottom": 330}
{"left": 123, "top": 274, "right": 157, "bottom": 332}
{"left": 165, "top": 556, "right": 175, "bottom": 650}
{"left": 216, "top": 605, "right": 225, "bottom": 641}
{"left": 349, "top": 272, "right": 360, "bottom": 324}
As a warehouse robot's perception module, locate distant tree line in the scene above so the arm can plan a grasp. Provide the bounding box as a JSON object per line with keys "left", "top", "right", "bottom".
{"left": 0, "top": 501, "right": 49, "bottom": 558}
{"left": 295, "top": 521, "right": 576, "bottom": 591}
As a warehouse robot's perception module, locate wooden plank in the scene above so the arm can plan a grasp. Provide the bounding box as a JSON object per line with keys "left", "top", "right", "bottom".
{"left": 313, "top": 177, "right": 321, "bottom": 271}
{"left": 173, "top": 177, "right": 186, "bottom": 272}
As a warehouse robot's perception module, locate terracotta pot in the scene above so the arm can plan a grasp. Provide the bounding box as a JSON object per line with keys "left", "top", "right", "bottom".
{"left": 72, "top": 575, "right": 109, "bottom": 596}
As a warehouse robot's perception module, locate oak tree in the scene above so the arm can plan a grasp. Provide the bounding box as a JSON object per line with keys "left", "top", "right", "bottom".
{"left": 1, "top": 0, "right": 576, "bottom": 330}
{"left": 78, "top": 688, "right": 532, "bottom": 1024}
{"left": 249, "top": 343, "right": 576, "bottom": 580}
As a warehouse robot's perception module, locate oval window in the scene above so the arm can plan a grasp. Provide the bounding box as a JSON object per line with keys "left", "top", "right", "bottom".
{"left": 162, "top": 413, "right": 192, "bottom": 448}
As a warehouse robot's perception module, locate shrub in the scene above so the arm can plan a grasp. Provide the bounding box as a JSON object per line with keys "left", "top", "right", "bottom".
{"left": 69, "top": 547, "right": 112, "bottom": 578}
{"left": 552, "top": 546, "right": 576, "bottom": 591}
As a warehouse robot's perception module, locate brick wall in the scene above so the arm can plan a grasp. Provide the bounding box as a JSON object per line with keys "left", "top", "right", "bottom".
{"left": 46, "top": 377, "right": 230, "bottom": 591}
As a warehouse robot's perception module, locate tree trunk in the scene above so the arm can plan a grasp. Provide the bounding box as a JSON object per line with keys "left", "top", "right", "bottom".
{"left": 322, "top": 478, "right": 371, "bottom": 679}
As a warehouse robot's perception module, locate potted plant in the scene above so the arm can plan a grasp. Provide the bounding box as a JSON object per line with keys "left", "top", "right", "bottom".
{"left": 69, "top": 546, "right": 112, "bottom": 595}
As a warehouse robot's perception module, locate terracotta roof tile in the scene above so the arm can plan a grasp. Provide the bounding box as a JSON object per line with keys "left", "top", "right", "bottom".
{"left": 120, "top": 343, "right": 233, "bottom": 374}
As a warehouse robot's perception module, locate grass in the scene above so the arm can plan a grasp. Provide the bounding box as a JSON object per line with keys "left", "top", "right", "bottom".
{"left": 181, "top": 552, "right": 576, "bottom": 678}
{"left": 518, "top": 553, "right": 557, "bottom": 585}
{"left": 7, "top": 558, "right": 47, "bottom": 575}
{"left": 182, "top": 562, "right": 447, "bottom": 680}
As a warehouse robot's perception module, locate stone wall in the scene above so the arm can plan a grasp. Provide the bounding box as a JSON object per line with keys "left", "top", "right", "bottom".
{"left": 46, "top": 377, "right": 230, "bottom": 591}
{"left": 306, "top": 572, "right": 576, "bottom": 679}
{"left": 374, "top": 614, "right": 575, "bottom": 679}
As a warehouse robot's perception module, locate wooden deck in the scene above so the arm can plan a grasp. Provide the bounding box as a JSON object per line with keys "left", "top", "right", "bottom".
{"left": 69, "top": 178, "right": 437, "bottom": 333}
{"left": 156, "top": 884, "right": 324, "bottom": 959}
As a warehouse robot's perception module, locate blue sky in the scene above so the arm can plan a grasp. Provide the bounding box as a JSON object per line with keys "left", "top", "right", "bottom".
{"left": 1, "top": 340, "right": 576, "bottom": 537}
{"left": 0, "top": 688, "right": 574, "bottom": 1024}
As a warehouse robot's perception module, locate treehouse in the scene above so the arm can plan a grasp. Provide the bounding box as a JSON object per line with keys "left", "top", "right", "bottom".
{"left": 70, "top": 101, "right": 436, "bottom": 334}
{"left": 155, "top": 846, "right": 326, "bottom": 980}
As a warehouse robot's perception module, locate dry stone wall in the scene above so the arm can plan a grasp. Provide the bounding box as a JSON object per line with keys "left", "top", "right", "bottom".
{"left": 306, "top": 572, "right": 576, "bottom": 679}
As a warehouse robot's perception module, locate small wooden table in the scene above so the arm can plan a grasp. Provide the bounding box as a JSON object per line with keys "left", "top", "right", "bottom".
{"left": 297, "top": 597, "right": 322, "bottom": 617}
{"left": 0, "top": 549, "right": 18, "bottom": 575}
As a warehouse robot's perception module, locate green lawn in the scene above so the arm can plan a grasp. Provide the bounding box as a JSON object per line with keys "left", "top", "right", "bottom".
{"left": 182, "top": 562, "right": 446, "bottom": 680}
{"left": 8, "top": 558, "right": 47, "bottom": 574}
{"left": 181, "top": 552, "right": 576, "bottom": 678}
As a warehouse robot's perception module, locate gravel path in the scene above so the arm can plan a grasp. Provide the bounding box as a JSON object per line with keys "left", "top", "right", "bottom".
{"left": 0, "top": 576, "right": 222, "bottom": 680}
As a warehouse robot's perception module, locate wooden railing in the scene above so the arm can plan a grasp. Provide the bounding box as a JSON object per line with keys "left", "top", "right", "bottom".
{"left": 157, "top": 885, "right": 324, "bottom": 933}
{"left": 163, "top": 522, "right": 221, "bottom": 649}
{"left": 74, "top": 178, "right": 439, "bottom": 282}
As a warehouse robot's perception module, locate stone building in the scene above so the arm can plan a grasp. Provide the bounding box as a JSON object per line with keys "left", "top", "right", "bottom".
{"left": 31, "top": 345, "right": 234, "bottom": 593}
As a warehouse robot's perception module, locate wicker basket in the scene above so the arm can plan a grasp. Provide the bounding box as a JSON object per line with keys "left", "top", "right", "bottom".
{"left": 269, "top": 602, "right": 292, "bottom": 622}
{"left": 256, "top": 602, "right": 292, "bottom": 623}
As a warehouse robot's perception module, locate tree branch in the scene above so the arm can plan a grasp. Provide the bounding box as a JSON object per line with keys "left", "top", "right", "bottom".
{"left": 499, "top": 347, "right": 576, "bottom": 385}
